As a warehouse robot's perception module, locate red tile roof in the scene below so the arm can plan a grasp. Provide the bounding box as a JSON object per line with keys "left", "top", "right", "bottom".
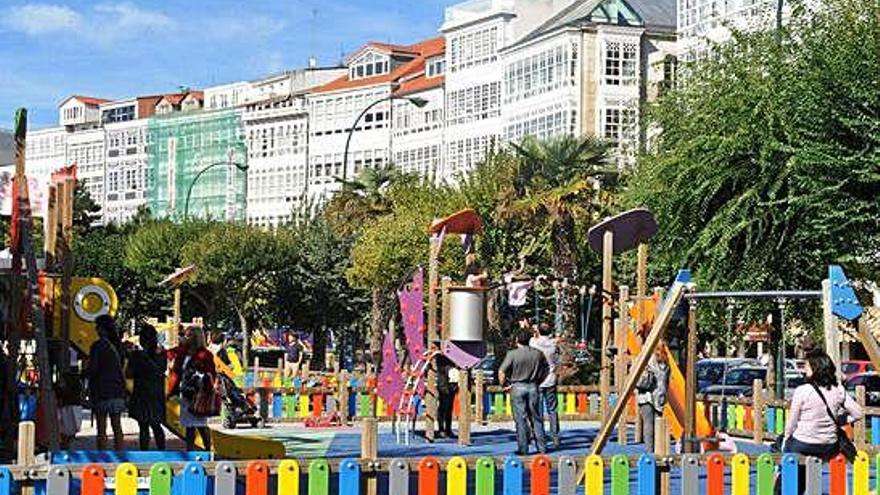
{"left": 395, "top": 74, "right": 445, "bottom": 96}
{"left": 71, "top": 95, "right": 111, "bottom": 106}
{"left": 313, "top": 36, "right": 445, "bottom": 95}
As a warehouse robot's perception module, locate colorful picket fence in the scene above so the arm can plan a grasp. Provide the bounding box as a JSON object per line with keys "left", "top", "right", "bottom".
{"left": 8, "top": 451, "right": 880, "bottom": 495}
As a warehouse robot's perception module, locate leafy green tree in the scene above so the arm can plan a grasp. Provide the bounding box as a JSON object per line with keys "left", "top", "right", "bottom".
{"left": 274, "top": 217, "right": 369, "bottom": 370}
{"left": 324, "top": 163, "right": 400, "bottom": 237}
{"left": 625, "top": 0, "right": 880, "bottom": 303}
{"left": 181, "top": 223, "right": 280, "bottom": 365}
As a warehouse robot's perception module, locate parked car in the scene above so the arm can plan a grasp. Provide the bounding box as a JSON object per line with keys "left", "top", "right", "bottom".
{"left": 845, "top": 372, "right": 880, "bottom": 406}
{"left": 697, "top": 358, "right": 759, "bottom": 392}
{"left": 701, "top": 366, "right": 770, "bottom": 397}
{"left": 842, "top": 360, "right": 875, "bottom": 379}
{"left": 704, "top": 365, "right": 805, "bottom": 399}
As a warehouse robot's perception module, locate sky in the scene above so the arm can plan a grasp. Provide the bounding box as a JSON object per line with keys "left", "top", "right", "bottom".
{"left": 0, "top": 0, "right": 451, "bottom": 129}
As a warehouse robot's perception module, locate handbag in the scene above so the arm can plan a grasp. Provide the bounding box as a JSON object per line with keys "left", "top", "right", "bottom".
{"left": 188, "top": 374, "right": 222, "bottom": 417}
{"left": 811, "top": 383, "right": 857, "bottom": 462}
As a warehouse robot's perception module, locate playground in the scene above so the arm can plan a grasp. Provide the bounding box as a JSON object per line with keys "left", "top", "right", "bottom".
{"left": 3, "top": 107, "right": 880, "bottom": 495}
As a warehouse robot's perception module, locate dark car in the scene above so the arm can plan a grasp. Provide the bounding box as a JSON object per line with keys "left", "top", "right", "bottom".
{"left": 702, "top": 366, "right": 770, "bottom": 397}
{"left": 697, "top": 358, "right": 759, "bottom": 392}
{"left": 845, "top": 372, "right": 880, "bottom": 406}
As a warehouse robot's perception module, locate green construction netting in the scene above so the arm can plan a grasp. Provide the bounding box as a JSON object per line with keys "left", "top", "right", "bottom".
{"left": 147, "top": 109, "right": 247, "bottom": 222}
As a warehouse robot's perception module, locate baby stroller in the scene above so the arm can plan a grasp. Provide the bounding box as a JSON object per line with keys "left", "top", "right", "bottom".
{"left": 219, "top": 374, "right": 264, "bottom": 429}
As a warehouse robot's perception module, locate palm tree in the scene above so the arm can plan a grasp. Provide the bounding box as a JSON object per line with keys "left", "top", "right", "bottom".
{"left": 323, "top": 163, "right": 403, "bottom": 371}
{"left": 502, "top": 135, "right": 613, "bottom": 342}
{"left": 323, "top": 163, "right": 400, "bottom": 237}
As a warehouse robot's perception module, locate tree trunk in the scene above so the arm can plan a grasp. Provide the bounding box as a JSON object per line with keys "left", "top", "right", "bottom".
{"left": 551, "top": 210, "right": 579, "bottom": 382}
{"left": 312, "top": 325, "right": 327, "bottom": 371}
{"left": 369, "top": 287, "right": 386, "bottom": 375}
{"left": 237, "top": 308, "right": 250, "bottom": 369}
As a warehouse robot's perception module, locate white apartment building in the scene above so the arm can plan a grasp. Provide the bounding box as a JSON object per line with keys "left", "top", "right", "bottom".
{"left": 499, "top": 0, "right": 677, "bottom": 162}
{"left": 392, "top": 44, "right": 446, "bottom": 178}
{"left": 677, "top": 0, "right": 780, "bottom": 59}
{"left": 241, "top": 67, "right": 345, "bottom": 227}
{"left": 440, "top": 0, "right": 571, "bottom": 180}
{"left": 306, "top": 38, "right": 444, "bottom": 200}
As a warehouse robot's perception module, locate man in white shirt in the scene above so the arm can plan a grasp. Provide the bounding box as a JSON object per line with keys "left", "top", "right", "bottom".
{"left": 530, "top": 322, "right": 561, "bottom": 447}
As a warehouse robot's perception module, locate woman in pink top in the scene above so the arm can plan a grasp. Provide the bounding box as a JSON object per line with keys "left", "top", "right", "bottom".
{"left": 784, "top": 350, "right": 862, "bottom": 459}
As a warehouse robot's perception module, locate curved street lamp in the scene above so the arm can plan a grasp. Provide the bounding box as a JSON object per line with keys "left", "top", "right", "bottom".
{"left": 341, "top": 95, "right": 429, "bottom": 181}
{"left": 183, "top": 160, "right": 249, "bottom": 219}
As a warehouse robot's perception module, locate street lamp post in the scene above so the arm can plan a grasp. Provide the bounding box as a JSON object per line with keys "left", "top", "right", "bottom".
{"left": 184, "top": 159, "right": 249, "bottom": 220}
{"left": 341, "top": 95, "right": 428, "bottom": 181}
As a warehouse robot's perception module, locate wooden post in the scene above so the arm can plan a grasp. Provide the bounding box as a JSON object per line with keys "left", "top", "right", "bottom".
{"left": 171, "top": 286, "right": 182, "bottom": 347}
{"left": 855, "top": 317, "right": 880, "bottom": 375}
{"left": 458, "top": 369, "right": 471, "bottom": 445}
{"left": 360, "top": 417, "right": 378, "bottom": 495}
{"left": 752, "top": 379, "right": 764, "bottom": 444}
{"left": 822, "top": 279, "right": 841, "bottom": 370}
{"left": 591, "top": 282, "right": 685, "bottom": 454}
{"left": 425, "top": 234, "right": 441, "bottom": 442}
{"left": 617, "top": 286, "right": 630, "bottom": 446}
{"left": 636, "top": 244, "right": 648, "bottom": 300}
{"left": 855, "top": 385, "right": 866, "bottom": 449}
{"left": 600, "top": 230, "right": 614, "bottom": 420}
{"left": 440, "top": 278, "right": 452, "bottom": 341}
{"left": 17, "top": 421, "right": 35, "bottom": 495}
{"left": 338, "top": 370, "right": 350, "bottom": 425}
{"left": 655, "top": 416, "right": 670, "bottom": 495}
{"left": 474, "top": 369, "right": 484, "bottom": 425}
{"left": 683, "top": 294, "right": 698, "bottom": 454}
{"left": 44, "top": 185, "right": 57, "bottom": 268}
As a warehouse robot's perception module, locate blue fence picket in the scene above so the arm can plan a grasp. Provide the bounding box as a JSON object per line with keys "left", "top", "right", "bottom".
{"left": 872, "top": 416, "right": 880, "bottom": 445}
{"left": 637, "top": 454, "right": 656, "bottom": 495}
{"left": 503, "top": 456, "right": 523, "bottom": 495}
{"left": 182, "top": 462, "right": 208, "bottom": 495}
{"left": 781, "top": 454, "right": 799, "bottom": 495}
{"left": 339, "top": 458, "right": 360, "bottom": 495}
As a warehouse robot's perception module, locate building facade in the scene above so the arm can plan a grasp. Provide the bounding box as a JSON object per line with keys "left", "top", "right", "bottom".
{"left": 306, "top": 38, "right": 444, "bottom": 200}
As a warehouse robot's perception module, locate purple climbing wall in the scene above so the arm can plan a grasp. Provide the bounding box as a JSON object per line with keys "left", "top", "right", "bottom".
{"left": 398, "top": 269, "right": 426, "bottom": 364}
{"left": 377, "top": 329, "right": 404, "bottom": 413}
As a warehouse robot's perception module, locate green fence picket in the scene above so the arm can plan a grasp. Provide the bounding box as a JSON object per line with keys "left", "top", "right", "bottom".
{"left": 475, "top": 457, "right": 495, "bottom": 495}
{"left": 148, "top": 463, "right": 171, "bottom": 495}
{"left": 756, "top": 453, "right": 774, "bottom": 495}
{"left": 611, "top": 455, "right": 629, "bottom": 495}
{"left": 308, "top": 459, "right": 329, "bottom": 495}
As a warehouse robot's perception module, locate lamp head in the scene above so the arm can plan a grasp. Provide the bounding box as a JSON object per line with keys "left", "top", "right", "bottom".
{"left": 408, "top": 97, "right": 429, "bottom": 108}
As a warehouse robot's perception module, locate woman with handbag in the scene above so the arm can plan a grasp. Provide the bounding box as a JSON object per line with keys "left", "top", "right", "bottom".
{"left": 782, "top": 349, "right": 862, "bottom": 492}
{"left": 168, "top": 327, "right": 218, "bottom": 451}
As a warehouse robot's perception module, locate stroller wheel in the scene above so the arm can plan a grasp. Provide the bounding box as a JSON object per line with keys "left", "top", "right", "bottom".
{"left": 223, "top": 416, "right": 236, "bottom": 429}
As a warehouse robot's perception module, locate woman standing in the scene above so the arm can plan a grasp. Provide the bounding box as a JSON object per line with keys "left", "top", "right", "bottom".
{"left": 636, "top": 343, "right": 670, "bottom": 453}
{"left": 85, "top": 315, "right": 126, "bottom": 450}
{"left": 168, "top": 327, "right": 218, "bottom": 451}
{"left": 127, "top": 325, "right": 167, "bottom": 450}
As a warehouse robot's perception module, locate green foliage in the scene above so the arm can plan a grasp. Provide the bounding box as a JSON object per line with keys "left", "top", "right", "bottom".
{"left": 347, "top": 176, "right": 465, "bottom": 290}
{"left": 625, "top": 0, "right": 880, "bottom": 298}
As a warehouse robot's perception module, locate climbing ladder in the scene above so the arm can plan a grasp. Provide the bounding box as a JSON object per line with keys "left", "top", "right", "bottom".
{"left": 396, "top": 349, "right": 441, "bottom": 445}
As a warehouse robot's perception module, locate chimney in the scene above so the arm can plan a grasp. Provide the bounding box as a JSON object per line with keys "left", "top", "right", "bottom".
{"left": 308, "top": 56, "right": 317, "bottom": 69}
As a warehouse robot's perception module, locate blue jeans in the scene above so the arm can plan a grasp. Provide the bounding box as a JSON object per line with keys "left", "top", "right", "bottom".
{"left": 541, "top": 386, "right": 560, "bottom": 444}
{"left": 511, "top": 383, "right": 546, "bottom": 454}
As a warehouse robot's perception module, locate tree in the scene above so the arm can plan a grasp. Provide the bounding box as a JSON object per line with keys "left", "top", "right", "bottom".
{"left": 274, "top": 217, "right": 369, "bottom": 370}
{"left": 73, "top": 182, "right": 101, "bottom": 236}
{"left": 347, "top": 177, "right": 465, "bottom": 364}
{"left": 501, "top": 135, "right": 613, "bottom": 339}
{"left": 323, "top": 163, "right": 400, "bottom": 237}
{"left": 625, "top": 0, "right": 880, "bottom": 306}
{"left": 181, "top": 223, "right": 280, "bottom": 365}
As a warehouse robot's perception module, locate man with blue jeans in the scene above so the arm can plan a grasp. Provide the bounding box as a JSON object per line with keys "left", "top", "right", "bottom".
{"left": 531, "top": 323, "right": 560, "bottom": 447}
{"left": 499, "top": 329, "right": 549, "bottom": 455}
